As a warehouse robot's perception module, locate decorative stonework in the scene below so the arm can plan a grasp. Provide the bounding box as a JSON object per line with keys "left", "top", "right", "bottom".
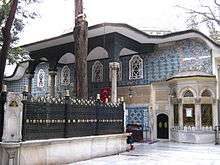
{"left": 126, "top": 105, "right": 149, "bottom": 131}
{"left": 37, "top": 69, "right": 45, "bottom": 88}
{"left": 109, "top": 62, "right": 120, "bottom": 103}
{"left": 2, "top": 92, "right": 23, "bottom": 142}
{"left": 109, "top": 61, "right": 122, "bottom": 82}
{"left": 129, "top": 55, "right": 143, "bottom": 80}
{"left": 92, "top": 61, "right": 103, "bottom": 82}
{"left": 61, "top": 65, "right": 70, "bottom": 85}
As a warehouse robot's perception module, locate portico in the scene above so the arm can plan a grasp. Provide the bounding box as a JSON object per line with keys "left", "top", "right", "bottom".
{"left": 168, "top": 72, "right": 217, "bottom": 143}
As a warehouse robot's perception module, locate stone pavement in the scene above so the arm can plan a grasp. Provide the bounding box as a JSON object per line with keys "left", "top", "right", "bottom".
{"left": 72, "top": 142, "right": 220, "bottom": 165}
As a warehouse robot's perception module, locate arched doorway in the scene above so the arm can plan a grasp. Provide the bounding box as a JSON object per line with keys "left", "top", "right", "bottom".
{"left": 157, "top": 114, "right": 169, "bottom": 139}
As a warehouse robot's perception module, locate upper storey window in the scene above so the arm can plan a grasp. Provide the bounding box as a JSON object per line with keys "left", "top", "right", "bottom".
{"left": 183, "top": 90, "right": 194, "bottom": 97}
{"left": 37, "top": 69, "right": 45, "bottom": 88}
{"left": 61, "top": 65, "right": 71, "bottom": 86}
{"left": 129, "top": 55, "right": 143, "bottom": 80}
{"left": 92, "top": 61, "right": 103, "bottom": 82}
{"left": 201, "top": 89, "right": 212, "bottom": 97}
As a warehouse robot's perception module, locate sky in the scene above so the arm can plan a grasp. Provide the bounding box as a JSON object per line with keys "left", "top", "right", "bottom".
{"left": 19, "top": 0, "right": 204, "bottom": 45}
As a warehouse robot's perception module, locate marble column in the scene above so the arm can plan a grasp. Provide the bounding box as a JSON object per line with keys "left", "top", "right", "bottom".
{"left": 109, "top": 62, "right": 120, "bottom": 103}
{"left": 218, "top": 66, "right": 220, "bottom": 99}
{"left": 218, "top": 66, "right": 220, "bottom": 125}
{"left": 49, "top": 71, "right": 57, "bottom": 97}
{"left": 169, "top": 104, "right": 174, "bottom": 128}
{"left": 179, "top": 103, "right": 183, "bottom": 128}
{"left": 26, "top": 74, "right": 34, "bottom": 94}
{"left": 195, "top": 103, "right": 201, "bottom": 130}
{"left": 213, "top": 101, "right": 218, "bottom": 128}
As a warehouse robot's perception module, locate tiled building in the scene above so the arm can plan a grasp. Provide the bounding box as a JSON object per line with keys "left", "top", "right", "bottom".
{"left": 4, "top": 23, "right": 220, "bottom": 143}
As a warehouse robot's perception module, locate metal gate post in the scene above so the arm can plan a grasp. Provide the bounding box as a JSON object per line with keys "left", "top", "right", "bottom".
{"left": 215, "top": 125, "right": 219, "bottom": 145}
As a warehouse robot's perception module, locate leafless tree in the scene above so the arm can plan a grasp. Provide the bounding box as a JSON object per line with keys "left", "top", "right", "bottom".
{"left": 178, "top": 0, "right": 220, "bottom": 36}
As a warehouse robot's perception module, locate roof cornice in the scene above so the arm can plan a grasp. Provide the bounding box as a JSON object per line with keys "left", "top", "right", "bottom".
{"left": 20, "top": 23, "right": 220, "bottom": 52}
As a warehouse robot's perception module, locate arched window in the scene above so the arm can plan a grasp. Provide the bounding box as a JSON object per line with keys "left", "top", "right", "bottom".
{"left": 183, "top": 90, "right": 194, "bottom": 97}
{"left": 129, "top": 55, "right": 143, "bottom": 80}
{"left": 37, "top": 69, "right": 45, "bottom": 88}
{"left": 201, "top": 89, "right": 212, "bottom": 97}
{"left": 61, "top": 65, "right": 70, "bottom": 85}
{"left": 92, "top": 61, "right": 103, "bottom": 82}
{"left": 201, "top": 104, "right": 213, "bottom": 127}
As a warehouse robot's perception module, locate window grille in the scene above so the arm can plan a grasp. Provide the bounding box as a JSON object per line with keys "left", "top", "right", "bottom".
{"left": 92, "top": 61, "right": 103, "bottom": 82}
{"left": 183, "top": 90, "right": 194, "bottom": 97}
{"left": 129, "top": 55, "right": 143, "bottom": 80}
{"left": 61, "top": 65, "right": 71, "bottom": 86}
{"left": 201, "top": 89, "right": 212, "bottom": 97}
{"left": 37, "top": 69, "right": 45, "bottom": 88}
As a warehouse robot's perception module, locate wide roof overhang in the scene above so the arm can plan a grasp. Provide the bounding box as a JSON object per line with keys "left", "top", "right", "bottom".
{"left": 21, "top": 23, "right": 220, "bottom": 52}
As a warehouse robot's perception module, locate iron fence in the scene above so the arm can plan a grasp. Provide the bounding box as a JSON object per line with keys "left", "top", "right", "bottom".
{"left": 22, "top": 95, "right": 124, "bottom": 141}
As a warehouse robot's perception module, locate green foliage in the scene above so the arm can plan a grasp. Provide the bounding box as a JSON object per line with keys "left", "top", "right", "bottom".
{"left": 0, "top": 0, "right": 38, "bottom": 64}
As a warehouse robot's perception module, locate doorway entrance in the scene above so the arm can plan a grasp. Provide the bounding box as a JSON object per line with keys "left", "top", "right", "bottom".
{"left": 157, "top": 114, "right": 169, "bottom": 139}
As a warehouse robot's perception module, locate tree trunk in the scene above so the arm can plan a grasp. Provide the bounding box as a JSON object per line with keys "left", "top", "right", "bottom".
{"left": 0, "top": 0, "right": 18, "bottom": 92}
{"left": 74, "top": 0, "right": 88, "bottom": 98}
{"left": 74, "top": 18, "right": 88, "bottom": 99}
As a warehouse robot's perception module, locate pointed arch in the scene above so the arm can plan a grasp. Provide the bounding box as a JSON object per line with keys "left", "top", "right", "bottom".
{"left": 178, "top": 87, "right": 197, "bottom": 98}
{"left": 87, "top": 47, "right": 109, "bottom": 61}
{"left": 183, "top": 90, "right": 194, "bottom": 97}
{"left": 129, "top": 55, "right": 143, "bottom": 80}
{"left": 201, "top": 89, "right": 212, "bottom": 97}
{"left": 61, "top": 65, "right": 71, "bottom": 85}
{"left": 92, "top": 61, "right": 103, "bottom": 82}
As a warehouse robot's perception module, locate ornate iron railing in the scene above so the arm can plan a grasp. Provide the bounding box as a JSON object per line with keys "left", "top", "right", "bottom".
{"left": 22, "top": 96, "right": 124, "bottom": 141}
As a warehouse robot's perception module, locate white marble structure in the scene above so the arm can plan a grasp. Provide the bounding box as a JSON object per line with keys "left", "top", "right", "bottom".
{"left": 109, "top": 62, "right": 120, "bottom": 103}
{"left": 2, "top": 92, "right": 23, "bottom": 142}
{"left": 0, "top": 134, "right": 128, "bottom": 165}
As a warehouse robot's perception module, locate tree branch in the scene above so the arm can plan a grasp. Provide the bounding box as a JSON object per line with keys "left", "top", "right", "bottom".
{"left": 177, "top": 5, "right": 220, "bottom": 25}
{"left": 0, "top": 0, "right": 18, "bottom": 91}
{"left": 214, "top": 0, "right": 220, "bottom": 7}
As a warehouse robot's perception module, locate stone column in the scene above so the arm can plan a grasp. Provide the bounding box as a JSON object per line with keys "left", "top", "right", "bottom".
{"left": 26, "top": 74, "right": 34, "bottom": 94}
{"left": 218, "top": 66, "right": 220, "bottom": 99}
{"left": 48, "top": 71, "right": 57, "bottom": 97}
{"left": 109, "top": 62, "right": 120, "bottom": 103}
{"left": 195, "top": 99, "right": 201, "bottom": 130}
{"left": 2, "top": 92, "right": 23, "bottom": 142}
{"left": 169, "top": 99, "right": 174, "bottom": 128}
{"left": 218, "top": 66, "right": 220, "bottom": 125}
{"left": 179, "top": 103, "right": 183, "bottom": 128}
{"left": 1, "top": 92, "right": 23, "bottom": 165}
{"left": 213, "top": 100, "right": 218, "bottom": 128}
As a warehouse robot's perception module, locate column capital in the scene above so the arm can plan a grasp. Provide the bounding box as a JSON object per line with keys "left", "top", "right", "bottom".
{"left": 109, "top": 62, "right": 120, "bottom": 70}
{"left": 49, "top": 70, "right": 57, "bottom": 75}
{"left": 26, "top": 73, "right": 34, "bottom": 79}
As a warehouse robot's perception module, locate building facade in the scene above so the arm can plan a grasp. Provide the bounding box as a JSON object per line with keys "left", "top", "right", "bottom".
{"left": 4, "top": 23, "right": 220, "bottom": 143}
